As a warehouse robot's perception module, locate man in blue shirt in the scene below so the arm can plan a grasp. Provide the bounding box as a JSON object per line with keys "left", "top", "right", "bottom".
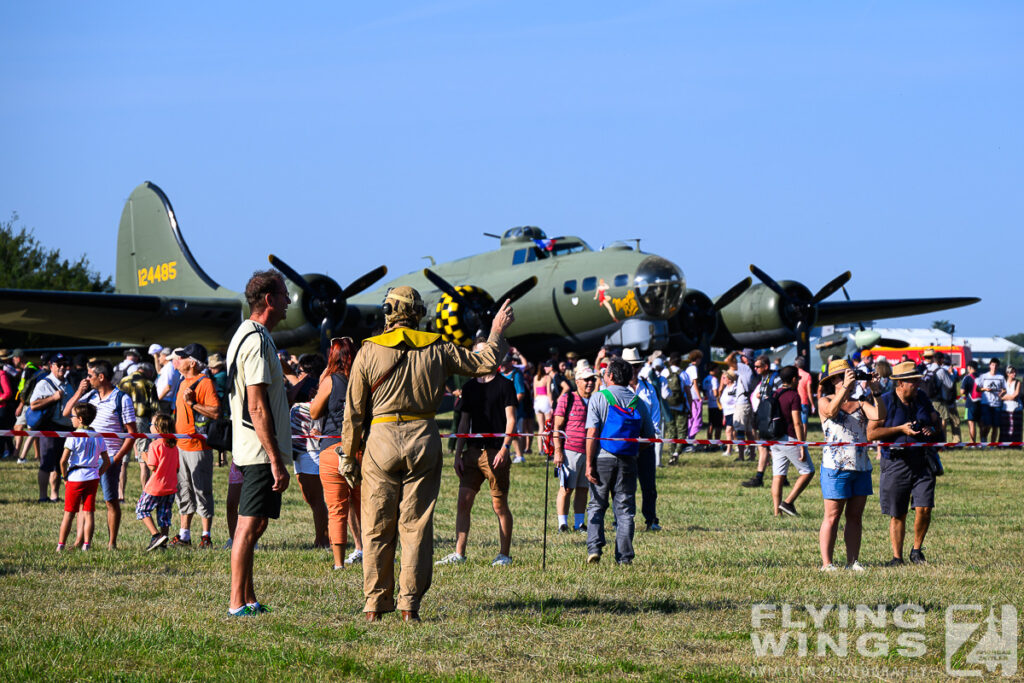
{"left": 867, "top": 361, "right": 941, "bottom": 566}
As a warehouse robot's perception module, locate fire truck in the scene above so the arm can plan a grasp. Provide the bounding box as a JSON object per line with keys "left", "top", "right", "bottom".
{"left": 865, "top": 345, "right": 972, "bottom": 375}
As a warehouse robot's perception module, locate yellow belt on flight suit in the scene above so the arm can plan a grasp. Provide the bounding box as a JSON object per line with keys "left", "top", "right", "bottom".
{"left": 370, "top": 412, "right": 436, "bottom": 425}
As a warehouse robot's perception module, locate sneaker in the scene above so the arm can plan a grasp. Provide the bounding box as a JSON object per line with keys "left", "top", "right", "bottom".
{"left": 435, "top": 552, "right": 466, "bottom": 566}
{"left": 617, "top": 558, "right": 633, "bottom": 565}
{"left": 345, "top": 549, "right": 363, "bottom": 565}
{"left": 645, "top": 522, "right": 662, "bottom": 532}
{"left": 909, "top": 548, "right": 927, "bottom": 564}
{"left": 221, "top": 539, "right": 233, "bottom": 550}
{"left": 884, "top": 557, "right": 905, "bottom": 567}
{"left": 511, "top": 456, "right": 525, "bottom": 464}
{"left": 228, "top": 605, "right": 255, "bottom": 617}
{"left": 17, "top": 458, "right": 26, "bottom": 465}
{"left": 147, "top": 534, "right": 168, "bottom": 552}
{"left": 574, "top": 524, "right": 587, "bottom": 533}
{"left": 820, "top": 563, "right": 839, "bottom": 572}
{"left": 846, "top": 561, "right": 866, "bottom": 572}
{"left": 558, "top": 523, "right": 569, "bottom": 533}
{"left": 587, "top": 553, "right": 601, "bottom": 564}
{"left": 169, "top": 536, "right": 191, "bottom": 548}
{"left": 248, "top": 602, "right": 272, "bottom": 614}
{"left": 199, "top": 535, "right": 213, "bottom": 549}
{"left": 732, "top": 454, "right": 745, "bottom": 462}
{"left": 741, "top": 475, "right": 764, "bottom": 488}
{"left": 683, "top": 446, "right": 695, "bottom": 453}
{"left": 491, "top": 554, "right": 513, "bottom": 566}
{"left": 778, "top": 500, "right": 798, "bottom": 517}
{"left": 668, "top": 453, "right": 679, "bottom": 465}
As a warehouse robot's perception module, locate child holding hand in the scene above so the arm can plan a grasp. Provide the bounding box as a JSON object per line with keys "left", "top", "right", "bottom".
{"left": 135, "top": 414, "right": 179, "bottom": 551}
{"left": 58, "top": 403, "right": 110, "bottom": 551}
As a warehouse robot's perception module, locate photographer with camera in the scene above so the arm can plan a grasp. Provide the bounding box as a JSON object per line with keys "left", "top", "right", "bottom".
{"left": 817, "top": 360, "right": 885, "bottom": 571}
{"left": 867, "top": 361, "right": 942, "bottom": 566}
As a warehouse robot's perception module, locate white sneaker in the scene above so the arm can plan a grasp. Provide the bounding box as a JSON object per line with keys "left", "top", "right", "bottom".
{"left": 344, "top": 549, "right": 363, "bottom": 565}
{"left": 820, "top": 563, "right": 839, "bottom": 572}
{"left": 512, "top": 456, "right": 525, "bottom": 464}
{"left": 491, "top": 553, "right": 513, "bottom": 566}
{"left": 435, "top": 552, "right": 466, "bottom": 566}
{"left": 845, "top": 561, "right": 866, "bottom": 572}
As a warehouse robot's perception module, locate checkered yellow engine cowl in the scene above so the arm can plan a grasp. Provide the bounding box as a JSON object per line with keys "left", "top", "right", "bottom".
{"left": 433, "top": 285, "right": 493, "bottom": 347}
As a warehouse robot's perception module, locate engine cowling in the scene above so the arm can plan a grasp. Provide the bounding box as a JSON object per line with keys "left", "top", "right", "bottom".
{"left": 433, "top": 285, "right": 493, "bottom": 347}
{"left": 716, "top": 281, "right": 813, "bottom": 347}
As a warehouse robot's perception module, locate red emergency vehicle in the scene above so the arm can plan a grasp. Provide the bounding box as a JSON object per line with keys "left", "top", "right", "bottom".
{"left": 865, "top": 345, "right": 972, "bottom": 375}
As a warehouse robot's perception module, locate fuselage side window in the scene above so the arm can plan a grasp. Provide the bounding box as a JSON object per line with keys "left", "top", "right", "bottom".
{"left": 582, "top": 276, "right": 597, "bottom": 292}
{"left": 563, "top": 280, "right": 577, "bottom": 294}
{"left": 614, "top": 273, "right": 628, "bottom": 287}
{"left": 512, "top": 249, "right": 527, "bottom": 265}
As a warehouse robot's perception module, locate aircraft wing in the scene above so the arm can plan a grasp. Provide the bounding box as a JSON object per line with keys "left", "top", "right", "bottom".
{"left": 815, "top": 296, "right": 980, "bottom": 327}
{"left": 0, "top": 289, "right": 242, "bottom": 348}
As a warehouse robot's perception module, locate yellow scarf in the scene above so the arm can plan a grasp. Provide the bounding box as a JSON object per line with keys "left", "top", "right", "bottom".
{"left": 364, "top": 328, "right": 440, "bottom": 349}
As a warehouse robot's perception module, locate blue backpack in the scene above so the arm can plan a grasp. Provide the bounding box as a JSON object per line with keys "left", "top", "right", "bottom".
{"left": 598, "top": 388, "right": 643, "bottom": 457}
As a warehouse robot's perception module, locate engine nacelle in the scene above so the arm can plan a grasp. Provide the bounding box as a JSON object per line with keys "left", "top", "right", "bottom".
{"left": 716, "top": 281, "right": 813, "bottom": 347}
{"left": 433, "top": 285, "right": 493, "bottom": 347}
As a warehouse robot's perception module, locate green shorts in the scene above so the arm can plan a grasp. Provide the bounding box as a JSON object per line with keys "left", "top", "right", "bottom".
{"left": 238, "top": 464, "right": 282, "bottom": 519}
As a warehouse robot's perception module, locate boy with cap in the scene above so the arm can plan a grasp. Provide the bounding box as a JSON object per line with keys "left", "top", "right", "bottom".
{"left": 553, "top": 359, "right": 597, "bottom": 532}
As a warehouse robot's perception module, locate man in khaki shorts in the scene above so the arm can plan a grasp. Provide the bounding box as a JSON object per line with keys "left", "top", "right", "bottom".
{"left": 437, "top": 339, "right": 518, "bottom": 567}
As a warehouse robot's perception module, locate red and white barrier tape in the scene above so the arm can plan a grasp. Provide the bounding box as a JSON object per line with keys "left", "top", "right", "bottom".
{"left": 2, "top": 429, "right": 1020, "bottom": 449}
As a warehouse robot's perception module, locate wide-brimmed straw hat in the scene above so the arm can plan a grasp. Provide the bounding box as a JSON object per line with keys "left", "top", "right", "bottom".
{"left": 890, "top": 361, "right": 923, "bottom": 381}
{"left": 621, "top": 347, "right": 644, "bottom": 365}
{"left": 821, "top": 359, "right": 852, "bottom": 383}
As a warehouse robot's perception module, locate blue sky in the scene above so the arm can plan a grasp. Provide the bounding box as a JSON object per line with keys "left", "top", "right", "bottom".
{"left": 2, "top": 2, "right": 1021, "bottom": 337}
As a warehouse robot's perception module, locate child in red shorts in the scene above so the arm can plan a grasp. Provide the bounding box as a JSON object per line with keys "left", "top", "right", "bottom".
{"left": 135, "top": 413, "right": 180, "bottom": 551}
{"left": 58, "top": 403, "right": 110, "bottom": 551}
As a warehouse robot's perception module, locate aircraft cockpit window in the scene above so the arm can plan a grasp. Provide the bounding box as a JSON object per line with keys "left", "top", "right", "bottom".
{"left": 503, "top": 226, "right": 548, "bottom": 240}
{"left": 581, "top": 276, "right": 597, "bottom": 292}
{"left": 563, "top": 280, "right": 577, "bottom": 294}
{"left": 614, "top": 274, "right": 629, "bottom": 287}
{"left": 551, "top": 242, "right": 585, "bottom": 257}
{"left": 512, "top": 248, "right": 539, "bottom": 265}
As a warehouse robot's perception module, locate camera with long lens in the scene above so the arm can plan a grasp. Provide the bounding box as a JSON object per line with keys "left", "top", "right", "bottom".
{"left": 854, "top": 370, "right": 872, "bottom": 381}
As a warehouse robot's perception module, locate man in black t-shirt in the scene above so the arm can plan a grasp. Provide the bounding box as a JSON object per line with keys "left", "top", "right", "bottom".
{"left": 437, "top": 341, "right": 518, "bottom": 567}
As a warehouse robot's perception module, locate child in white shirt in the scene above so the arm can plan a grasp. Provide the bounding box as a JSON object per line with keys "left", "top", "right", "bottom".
{"left": 58, "top": 403, "right": 110, "bottom": 551}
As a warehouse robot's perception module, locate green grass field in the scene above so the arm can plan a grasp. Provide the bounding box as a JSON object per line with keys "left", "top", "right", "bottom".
{"left": 1, "top": 420, "right": 1022, "bottom": 681}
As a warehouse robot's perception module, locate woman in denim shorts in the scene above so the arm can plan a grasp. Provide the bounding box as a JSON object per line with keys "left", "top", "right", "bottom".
{"left": 817, "top": 359, "right": 885, "bottom": 572}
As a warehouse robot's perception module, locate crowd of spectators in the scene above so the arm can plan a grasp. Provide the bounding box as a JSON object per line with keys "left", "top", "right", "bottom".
{"left": 1, "top": 334, "right": 1020, "bottom": 574}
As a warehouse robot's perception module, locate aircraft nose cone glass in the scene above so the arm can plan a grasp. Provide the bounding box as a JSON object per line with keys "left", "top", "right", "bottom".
{"left": 634, "top": 256, "right": 684, "bottom": 318}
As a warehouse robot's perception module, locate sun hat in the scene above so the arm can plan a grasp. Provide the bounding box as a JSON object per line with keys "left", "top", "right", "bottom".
{"left": 822, "top": 359, "right": 853, "bottom": 383}
{"left": 890, "top": 361, "right": 924, "bottom": 381}
{"left": 621, "top": 347, "right": 644, "bottom": 365}
{"left": 573, "top": 359, "right": 596, "bottom": 380}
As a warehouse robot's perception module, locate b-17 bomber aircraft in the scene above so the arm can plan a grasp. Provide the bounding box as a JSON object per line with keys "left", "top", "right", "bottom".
{"left": 0, "top": 182, "right": 980, "bottom": 363}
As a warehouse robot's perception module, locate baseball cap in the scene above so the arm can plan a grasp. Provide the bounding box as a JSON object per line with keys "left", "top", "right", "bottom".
{"left": 148, "top": 343, "right": 164, "bottom": 355}
{"left": 741, "top": 348, "right": 754, "bottom": 359}
{"left": 49, "top": 352, "right": 69, "bottom": 366}
{"left": 124, "top": 348, "right": 141, "bottom": 358}
{"left": 180, "top": 343, "right": 208, "bottom": 365}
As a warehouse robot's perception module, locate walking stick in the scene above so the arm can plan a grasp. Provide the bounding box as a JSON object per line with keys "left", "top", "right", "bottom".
{"left": 541, "top": 417, "right": 553, "bottom": 571}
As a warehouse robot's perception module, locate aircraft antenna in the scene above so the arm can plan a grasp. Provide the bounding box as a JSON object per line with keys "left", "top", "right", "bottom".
{"left": 421, "top": 256, "right": 436, "bottom": 266}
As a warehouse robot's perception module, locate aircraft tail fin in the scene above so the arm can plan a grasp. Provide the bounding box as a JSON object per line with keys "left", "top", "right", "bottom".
{"left": 116, "top": 182, "right": 227, "bottom": 297}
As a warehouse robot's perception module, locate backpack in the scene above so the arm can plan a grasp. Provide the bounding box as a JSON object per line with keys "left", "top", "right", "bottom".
{"left": 597, "top": 388, "right": 643, "bottom": 457}
{"left": 24, "top": 377, "right": 59, "bottom": 428}
{"left": 765, "top": 388, "right": 794, "bottom": 439}
{"left": 665, "top": 369, "right": 686, "bottom": 408}
{"left": 17, "top": 365, "right": 43, "bottom": 406}
{"left": 920, "top": 365, "right": 940, "bottom": 400}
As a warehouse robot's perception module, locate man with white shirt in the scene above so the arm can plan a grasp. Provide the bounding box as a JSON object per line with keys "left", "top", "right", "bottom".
{"left": 726, "top": 349, "right": 756, "bottom": 462}
{"left": 29, "top": 353, "right": 74, "bottom": 502}
{"left": 156, "top": 347, "right": 184, "bottom": 414}
{"left": 977, "top": 358, "right": 1006, "bottom": 443}
{"left": 660, "top": 353, "right": 690, "bottom": 464}
{"left": 684, "top": 350, "right": 703, "bottom": 452}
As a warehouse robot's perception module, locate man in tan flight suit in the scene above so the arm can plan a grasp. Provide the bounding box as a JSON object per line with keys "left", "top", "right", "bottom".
{"left": 341, "top": 286, "right": 514, "bottom": 622}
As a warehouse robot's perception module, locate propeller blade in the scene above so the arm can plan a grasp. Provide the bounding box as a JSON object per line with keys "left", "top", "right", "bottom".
{"left": 494, "top": 276, "right": 538, "bottom": 307}
{"left": 268, "top": 254, "right": 315, "bottom": 297}
{"left": 319, "top": 317, "right": 331, "bottom": 356}
{"left": 842, "top": 286, "right": 866, "bottom": 331}
{"left": 812, "top": 270, "right": 852, "bottom": 304}
{"left": 748, "top": 265, "right": 788, "bottom": 299}
{"left": 422, "top": 268, "right": 467, "bottom": 306}
{"left": 341, "top": 265, "right": 388, "bottom": 300}
{"left": 714, "top": 277, "right": 752, "bottom": 311}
